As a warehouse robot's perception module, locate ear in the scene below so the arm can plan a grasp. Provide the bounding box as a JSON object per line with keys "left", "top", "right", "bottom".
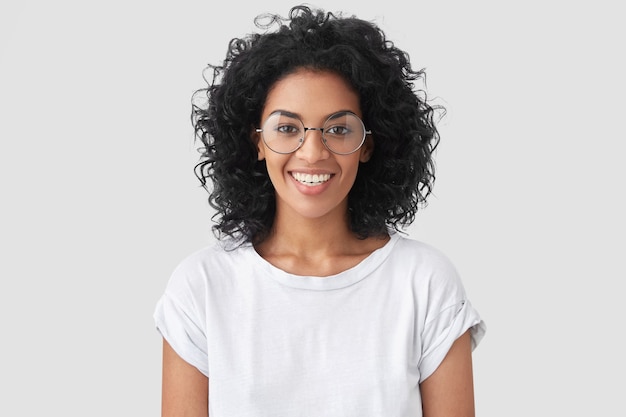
{"left": 359, "top": 136, "right": 374, "bottom": 162}
{"left": 252, "top": 130, "right": 265, "bottom": 161}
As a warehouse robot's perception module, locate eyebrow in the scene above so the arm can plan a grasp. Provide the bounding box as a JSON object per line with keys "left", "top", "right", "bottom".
{"left": 269, "top": 109, "right": 357, "bottom": 120}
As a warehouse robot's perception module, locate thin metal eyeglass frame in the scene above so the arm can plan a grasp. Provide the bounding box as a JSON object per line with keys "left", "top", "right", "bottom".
{"left": 255, "top": 111, "right": 372, "bottom": 155}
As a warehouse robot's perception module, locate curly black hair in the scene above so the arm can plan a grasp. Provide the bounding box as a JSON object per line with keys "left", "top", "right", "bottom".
{"left": 192, "top": 5, "right": 442, "bottom": 245}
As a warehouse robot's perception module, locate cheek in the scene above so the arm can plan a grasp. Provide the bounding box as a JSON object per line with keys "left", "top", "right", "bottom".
{"left": 342, "top": 157, "right": 362, "bottom": 178}
{"left": 264, "top": 155, "right": 289, "bottom": 183}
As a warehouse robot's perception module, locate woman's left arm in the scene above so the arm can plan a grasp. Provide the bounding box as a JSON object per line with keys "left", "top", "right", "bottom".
{"left": 419, "top": 330, "right": 476, "bottom": 417}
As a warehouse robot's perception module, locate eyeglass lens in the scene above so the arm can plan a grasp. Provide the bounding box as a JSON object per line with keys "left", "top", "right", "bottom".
{"left": 261, "top": 111, "right": 366, "bottom": 154}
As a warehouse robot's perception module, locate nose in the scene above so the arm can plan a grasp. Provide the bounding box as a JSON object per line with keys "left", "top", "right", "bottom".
{"left": 295, "top": 128, "right": 330, "bottom": 163}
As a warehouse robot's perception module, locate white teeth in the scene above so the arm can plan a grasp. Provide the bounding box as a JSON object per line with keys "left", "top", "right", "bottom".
{"left": 292, "top": 172, "right": 331, "bottom": 186}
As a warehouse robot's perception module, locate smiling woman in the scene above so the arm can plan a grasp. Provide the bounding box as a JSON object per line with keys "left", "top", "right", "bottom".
{"left": 255, "top": 69, "right": 373, "bottom": 225}
{"left": 153, "top": 4, "right": 485, "bottom": 417}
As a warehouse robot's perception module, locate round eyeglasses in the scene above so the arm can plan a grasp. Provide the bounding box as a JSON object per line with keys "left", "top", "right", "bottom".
{"left": 256, "top": 111, "right": 371, "bottom": 155}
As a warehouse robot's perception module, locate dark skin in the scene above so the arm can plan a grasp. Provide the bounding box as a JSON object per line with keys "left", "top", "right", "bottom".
{"left": 161, "top": 340, "right": 208, "bottom": 417}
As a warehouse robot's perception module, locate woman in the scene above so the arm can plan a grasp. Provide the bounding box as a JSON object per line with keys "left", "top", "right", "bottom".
{"left": 154, "top": 5, "right": 485, "bottom": 416}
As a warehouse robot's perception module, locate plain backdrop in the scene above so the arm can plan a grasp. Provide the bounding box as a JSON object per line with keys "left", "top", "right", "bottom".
{"left": 1, "top": 0, "right": 624, "bottom": 415}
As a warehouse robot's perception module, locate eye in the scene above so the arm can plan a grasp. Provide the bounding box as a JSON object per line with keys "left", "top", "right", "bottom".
{"left": 325, "top": 125, "right": 351, "bottom": 136}
{"left": 275, "top": 124, "right": 301, "bottom": 136}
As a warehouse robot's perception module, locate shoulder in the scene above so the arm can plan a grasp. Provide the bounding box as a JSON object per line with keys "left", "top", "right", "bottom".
{"left": 175, "top": 238, "right": 250, "bottom": 272}
{"left": 165, "top": 239, "right": 253, "bottom": 298}
{"left": 387, "top": 233, "right": 465, "bottom": 295}
{"left": 390, "top": 233, "right": 458, "bottom": 273}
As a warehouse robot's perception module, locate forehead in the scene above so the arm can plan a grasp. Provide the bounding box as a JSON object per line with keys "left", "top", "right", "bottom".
{"left": 262, "top": 69, "right": 361, "bottom": 120}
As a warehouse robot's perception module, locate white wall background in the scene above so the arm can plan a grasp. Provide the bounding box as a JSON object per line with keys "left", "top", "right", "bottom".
{"left": 1, "top": 0, "right": 624, "bottom": 415}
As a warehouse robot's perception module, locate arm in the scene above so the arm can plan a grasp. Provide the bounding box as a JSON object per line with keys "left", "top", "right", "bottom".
{"left": 420, "top": 330, "right": 475, "bottom": 417}
{"left": 161, "top": 338, "right": 209, "bottom": 417}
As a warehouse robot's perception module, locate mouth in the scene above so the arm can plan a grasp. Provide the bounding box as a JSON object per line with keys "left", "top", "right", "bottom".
{"left": 290, "top": 172, "right": 333, "bottom": 187}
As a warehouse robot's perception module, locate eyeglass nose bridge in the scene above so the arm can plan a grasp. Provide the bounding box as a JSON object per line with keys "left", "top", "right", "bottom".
{"left": 293, "top": 126, "right": 327, "bottom": 151}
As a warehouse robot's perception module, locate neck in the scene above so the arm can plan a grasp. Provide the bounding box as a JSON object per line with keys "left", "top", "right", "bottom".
{"left": 266, "top": 206, "right": 355, "bottom": 256}
{"left": 254, "top": 201, "right": 390, "bottom": 277}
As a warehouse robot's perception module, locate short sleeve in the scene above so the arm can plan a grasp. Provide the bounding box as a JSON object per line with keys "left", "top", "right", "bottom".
{"left": 418, "top": 299, "right": 485, "bottom": 382}
{"left": 415, "top": 248, "right": 486, "bottom": 382}
{"left": 154, "top": 263, "right": 209, "bottom": 377}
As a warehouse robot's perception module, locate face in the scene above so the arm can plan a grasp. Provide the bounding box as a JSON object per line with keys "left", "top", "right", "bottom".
{"left": 255, "top": 69, "right": 373, "bottom": 223}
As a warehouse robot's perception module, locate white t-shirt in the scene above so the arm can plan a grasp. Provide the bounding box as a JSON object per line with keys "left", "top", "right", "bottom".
{"left": 154, "top": 233, "right": 485, "bottom": 416}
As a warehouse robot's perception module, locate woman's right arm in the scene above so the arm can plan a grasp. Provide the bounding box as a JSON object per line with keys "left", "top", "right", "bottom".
{"left": 161, "top": 339, "right": 208, "bottom": 417}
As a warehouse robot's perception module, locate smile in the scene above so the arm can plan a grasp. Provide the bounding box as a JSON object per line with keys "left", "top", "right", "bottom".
{"left": 291, "top": 172, "right": 332, "bottom": 186}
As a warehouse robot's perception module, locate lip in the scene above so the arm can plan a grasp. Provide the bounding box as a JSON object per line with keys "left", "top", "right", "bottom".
{"left": 288, "top": 170, "right": 335, "bottom": 195}
{"left": 289, "top": 168, "right": 334, "bottom": 174}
